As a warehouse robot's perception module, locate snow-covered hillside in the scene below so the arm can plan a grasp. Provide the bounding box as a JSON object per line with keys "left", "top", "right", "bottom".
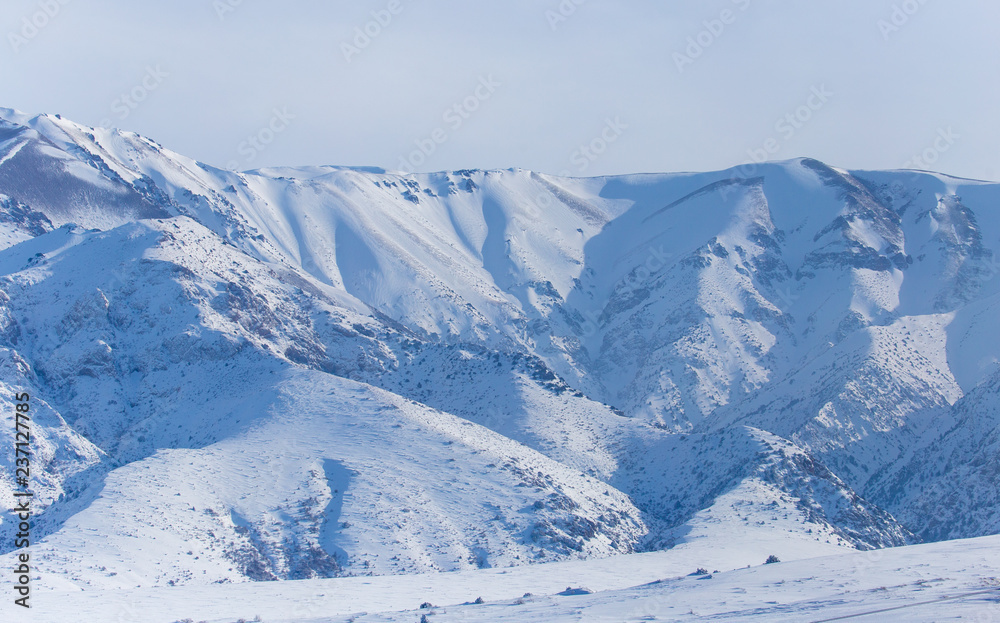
{"left": 0, "top": 107, "right": 998, "bottom": 606}
{"left": 13, "top": 535, "right": 1000, "bottom": 622}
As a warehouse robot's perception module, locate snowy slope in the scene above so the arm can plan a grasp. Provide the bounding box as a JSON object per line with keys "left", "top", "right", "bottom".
{"left": 0, "top": 107, "right": 998, "bottom": 599}
{"left": 25, "top": 367, "right": 647, "bottom": 589}
{"left": 8, "top": 535, "right": 999, "bottom": 622}
{"left": 874, "top": 367, "right": 1000, "bottom": 541}
{"left": 0, "top": 213, "right": 890, "bottom": 592}
{"left": 0, "top": 217, "right": 645, "bottom": 589}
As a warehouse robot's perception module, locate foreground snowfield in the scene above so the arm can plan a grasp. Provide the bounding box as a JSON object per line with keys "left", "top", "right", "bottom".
{"left": 5, "top": 535, "right": 998, "bottom": 622}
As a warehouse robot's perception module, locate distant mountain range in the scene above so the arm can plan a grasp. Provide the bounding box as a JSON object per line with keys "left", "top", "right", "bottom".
{"left": 1, "top": 107, "right": 997, "bottom": 589}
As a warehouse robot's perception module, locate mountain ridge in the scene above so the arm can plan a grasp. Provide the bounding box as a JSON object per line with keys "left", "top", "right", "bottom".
{"left": 1, "top": 108, "right": 997, "bottom": 589}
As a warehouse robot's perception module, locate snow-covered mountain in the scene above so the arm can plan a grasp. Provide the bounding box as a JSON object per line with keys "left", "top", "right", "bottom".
{"left": 0, "top": 107, "right": 997, "bottom": 591}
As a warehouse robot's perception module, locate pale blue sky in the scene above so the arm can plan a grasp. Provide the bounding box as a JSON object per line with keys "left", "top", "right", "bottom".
{"left": 3, "top": 0, "right": 998, "bottom": 180}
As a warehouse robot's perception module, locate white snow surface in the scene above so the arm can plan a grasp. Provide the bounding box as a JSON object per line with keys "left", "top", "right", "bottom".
{"left": 4, "top": 535, "right": 998, "bottom": 622}
{"left": 0, "top": 108, "right": 998, "bottom": 619}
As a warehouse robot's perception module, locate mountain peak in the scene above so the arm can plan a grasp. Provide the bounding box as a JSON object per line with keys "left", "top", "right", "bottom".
{"left": 1, "top": 108, "right": 998, "bottom": 591}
